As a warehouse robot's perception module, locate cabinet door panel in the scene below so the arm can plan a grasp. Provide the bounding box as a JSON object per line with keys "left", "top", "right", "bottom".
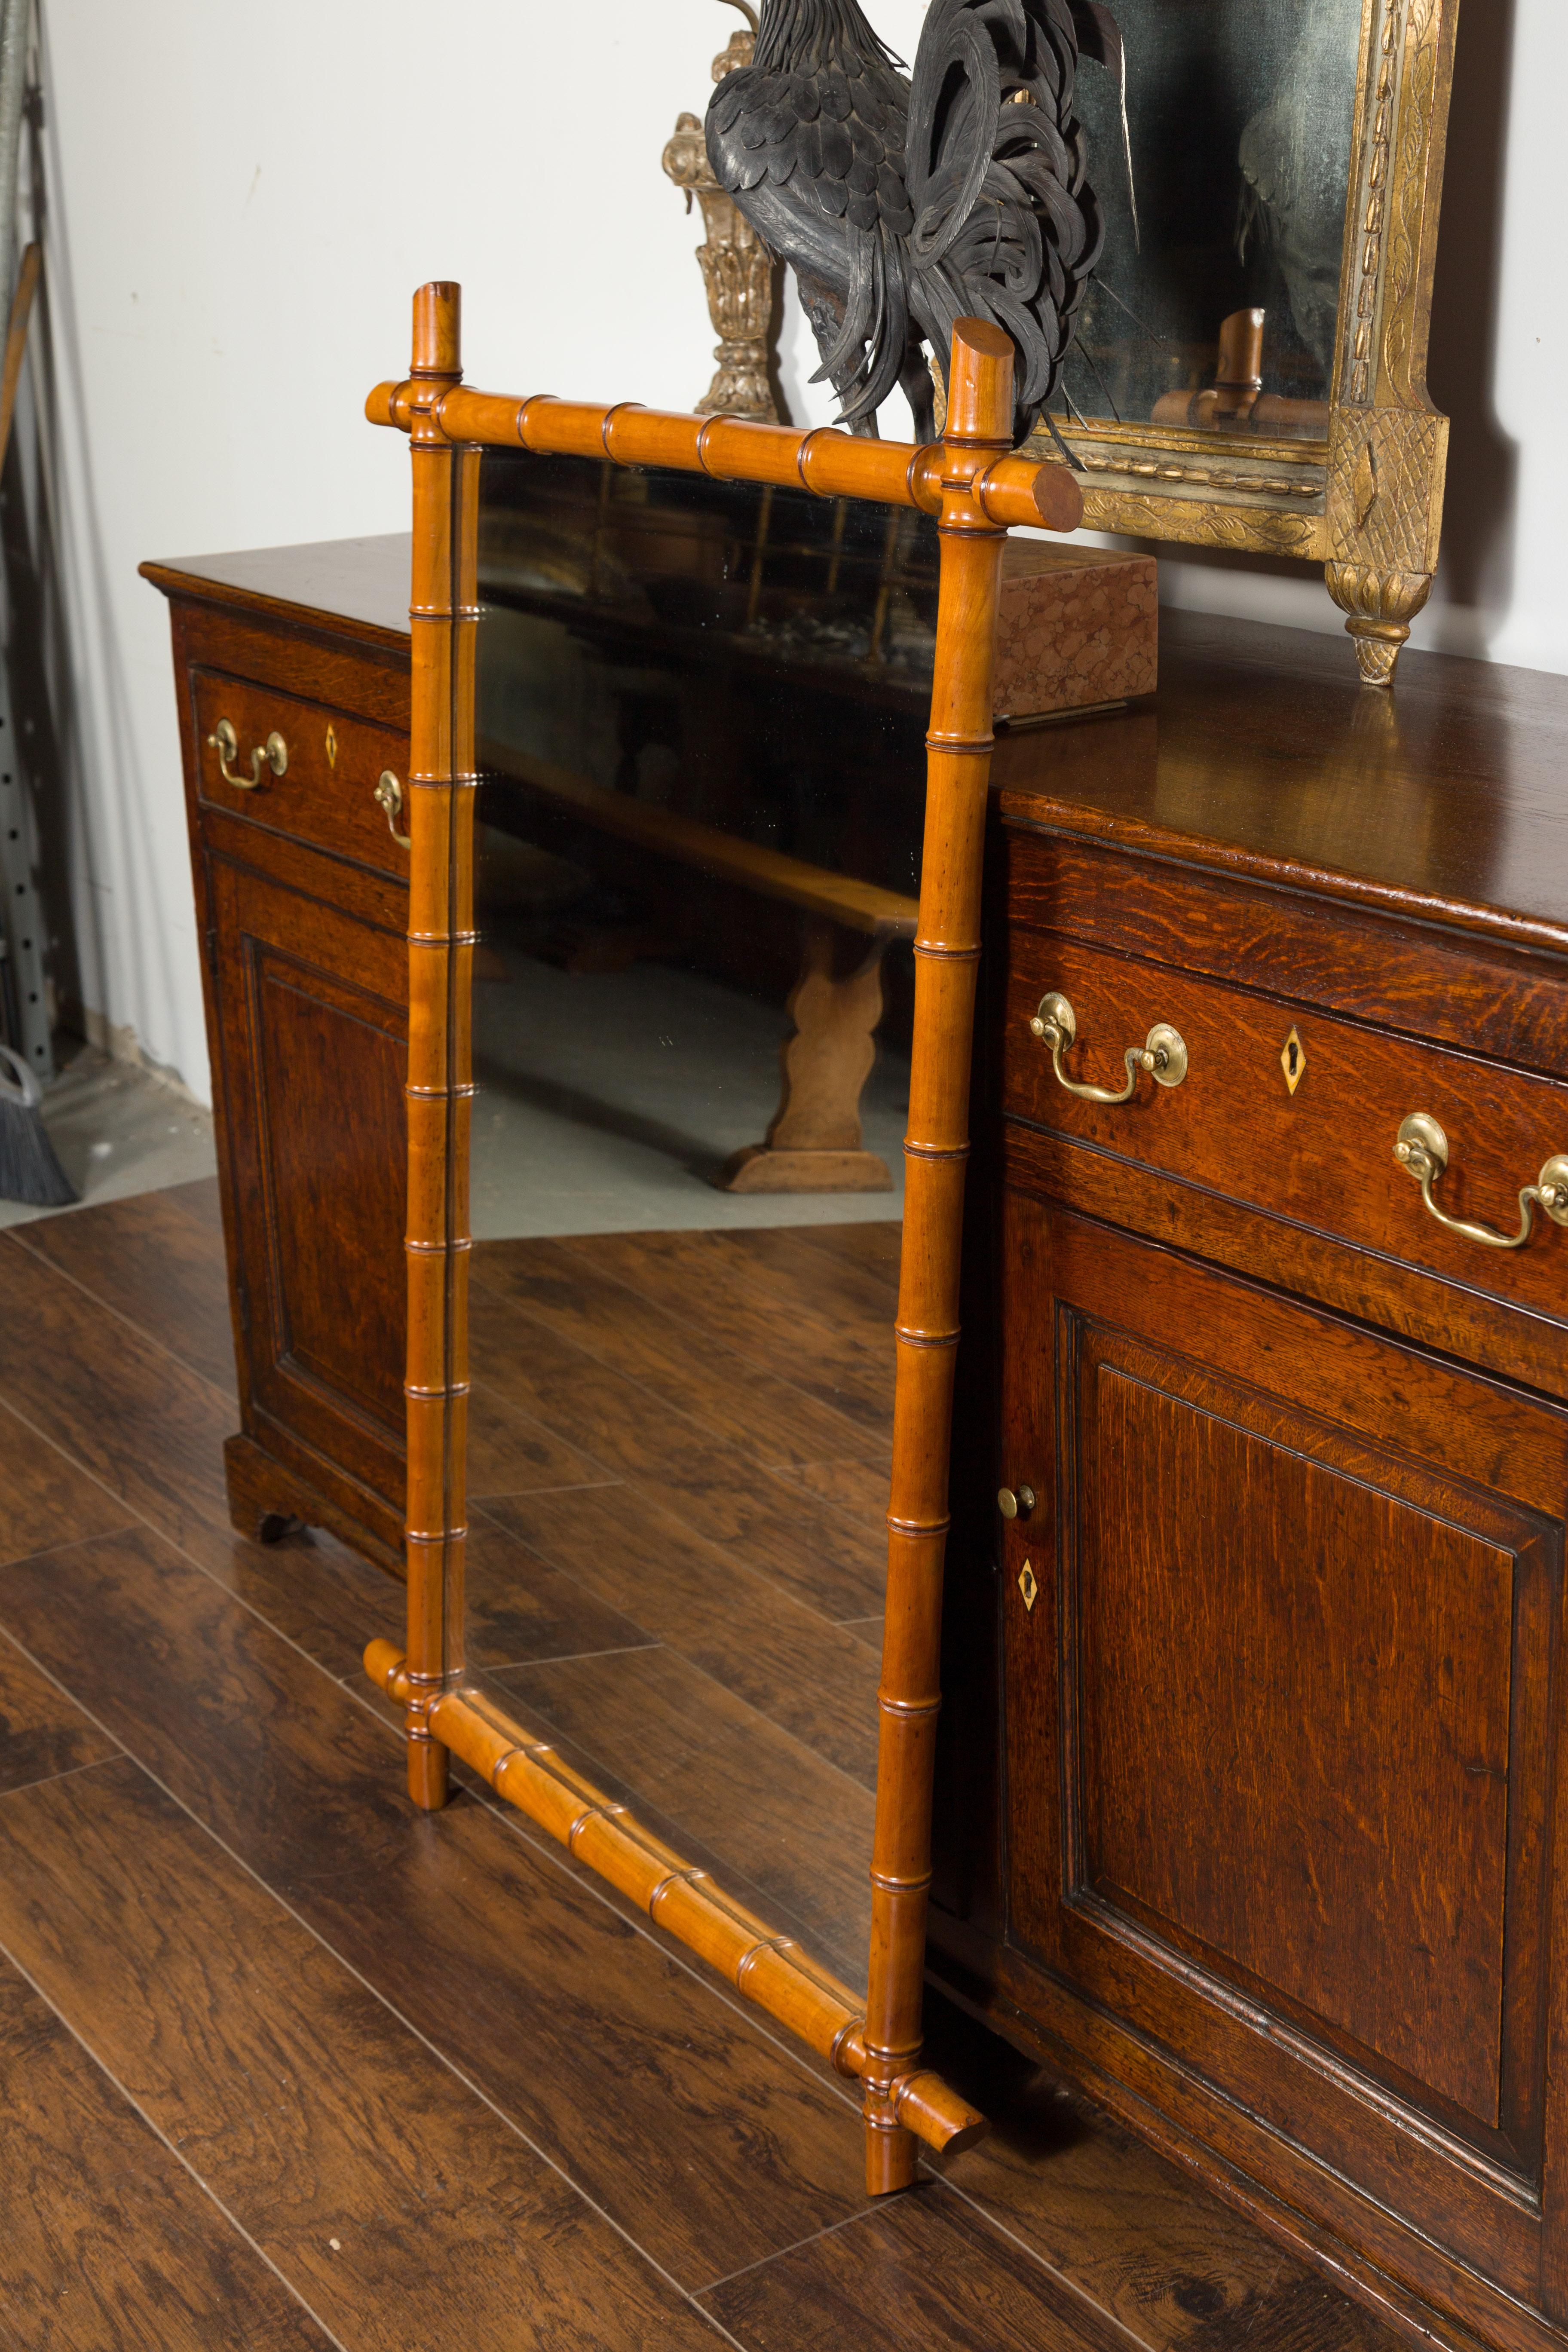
{"left": 1001, "top": 1198, "right": 1568, "bottom": 2301}
{"left": 253, "top": 959, "right": 406, "bottom": 1430}
{"left": 210, "top": 852, "right": 406, "bottom": 1532}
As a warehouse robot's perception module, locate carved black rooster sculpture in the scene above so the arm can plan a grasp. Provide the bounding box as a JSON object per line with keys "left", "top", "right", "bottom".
{"left": 706, "top": 0, "right": 1110, "bottom": 444}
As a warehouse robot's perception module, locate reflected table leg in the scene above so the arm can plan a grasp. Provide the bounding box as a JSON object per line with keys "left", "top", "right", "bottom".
{"left": 717, "top": 916, "right": 894, "bottom": 1194}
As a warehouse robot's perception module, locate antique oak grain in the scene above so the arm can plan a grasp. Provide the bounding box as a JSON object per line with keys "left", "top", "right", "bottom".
{"left": 934, "top": 623, "right": 1568, "bottom": 2352}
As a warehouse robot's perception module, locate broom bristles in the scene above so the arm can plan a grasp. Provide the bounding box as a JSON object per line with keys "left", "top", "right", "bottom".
{"left": 0, "top": 1043, "right": 77, "bottom": 1207}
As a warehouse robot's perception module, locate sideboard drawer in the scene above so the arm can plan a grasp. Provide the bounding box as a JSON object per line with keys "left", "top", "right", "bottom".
{"left": 191, "top": 668, "right": 411, "bottom": 879}
{"left": 1000, "top": 931, "right": 1568, "bottom": 1326}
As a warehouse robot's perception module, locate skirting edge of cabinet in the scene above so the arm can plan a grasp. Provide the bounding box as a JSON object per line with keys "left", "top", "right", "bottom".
{"left": 925, "top": 1928, "right": 1560, "bottom": 2352}
{"left": 224, "top": 1433, "right": 404, "bottom": 1581}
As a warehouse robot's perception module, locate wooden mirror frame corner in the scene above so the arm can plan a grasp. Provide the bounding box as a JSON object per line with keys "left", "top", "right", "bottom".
{"left": 361, "top": 280, "right": 1083, "bottom": 2194}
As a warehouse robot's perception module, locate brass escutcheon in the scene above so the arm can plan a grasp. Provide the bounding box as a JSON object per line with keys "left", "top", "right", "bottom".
{"left": 1281, "top": 1026, "right": 1306, "bottom": 1096}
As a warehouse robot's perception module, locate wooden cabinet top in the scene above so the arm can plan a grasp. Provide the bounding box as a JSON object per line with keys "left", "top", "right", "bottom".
{"left": 996, "top": 613, "right": 1568, "bottom": 957}
{"left": 140, "top": 533, "right": 412, "bottom": 656}
{"left": 141, "top": 530, "right": 1568, "bottom": 954}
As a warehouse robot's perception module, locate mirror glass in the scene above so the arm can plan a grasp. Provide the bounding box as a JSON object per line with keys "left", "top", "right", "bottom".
{"left": 466, "top": 450, "right": 938, "bottom": 1994}
{"left": 1060, "top": 0, "right": 1363, "bottom": 437}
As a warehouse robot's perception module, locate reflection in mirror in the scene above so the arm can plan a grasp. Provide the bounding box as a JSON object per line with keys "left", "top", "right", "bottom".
{"left": 465, "top": 453, "right": 940, "bottom": 1993}
{"left": 1061, "top": 0, "right": 1362, "bottom": 436}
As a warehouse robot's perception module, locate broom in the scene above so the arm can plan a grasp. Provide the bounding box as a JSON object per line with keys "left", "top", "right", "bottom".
{"left": 0, "top": 1040, "right": 73, "bottom": 1206}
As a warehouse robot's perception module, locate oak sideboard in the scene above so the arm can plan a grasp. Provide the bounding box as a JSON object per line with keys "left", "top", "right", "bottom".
{"left": 146, "top": 530, "right": 1568, "bottom": 2352}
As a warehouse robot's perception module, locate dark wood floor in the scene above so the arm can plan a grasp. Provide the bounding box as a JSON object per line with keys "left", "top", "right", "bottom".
{"left": 0, "top": 1178, "right": 1414, "bottom": 2350}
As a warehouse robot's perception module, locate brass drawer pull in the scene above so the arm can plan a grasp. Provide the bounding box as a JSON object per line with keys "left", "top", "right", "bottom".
{"left": 374, "top": 770, "right": 412, "bottom": 849}
{"left": 208, "top": 717, "right": 287, "bottom": 790}
{"left": 1029, "top": 989, "right": 1188, "bottom": 1103}
{"left": 1394, "top": 1113, "right": 1568, "bottom": 1253}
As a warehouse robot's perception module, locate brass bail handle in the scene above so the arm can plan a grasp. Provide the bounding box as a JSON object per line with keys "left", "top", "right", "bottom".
{"left": 208, "top": 717, "right": 287, "bottom": 790}
{"left": 1394, "top": 1112, "right": 1568, "bottom": 1253}
{"left": 1029, "top": 990, "right": 1188, "bottom": 1104}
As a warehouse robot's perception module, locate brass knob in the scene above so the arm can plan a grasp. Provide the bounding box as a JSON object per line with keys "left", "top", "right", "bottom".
{"left": 997, "top": 1485, "right": 1036, "bottom": 1520}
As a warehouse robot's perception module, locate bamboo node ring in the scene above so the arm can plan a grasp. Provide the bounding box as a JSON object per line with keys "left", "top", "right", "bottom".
{"left": 869, "top": 1868, "right": 936, "bottom": 1897}
{"left": 735, "top": 1935, "right": 795, "bottom": 1989}
{"left": 516, "top": 395, "right": 554, "bottom": 448}
{"left": 695, "top": 415, "right": 729, "bottom": 477}
{"left": 567, "top": 1799, "right": 629, "bottom": 1850}
{"left": 600, "top": 401, "right": 644, "bottom": 458}
{"left": 795, "top": 427, "right": 844, "bottom": 496}
{"left": 874, "top": 1694, "right": 942, "bottom": 1722}
{"left": 647, "top": 1864, "right": 707, "bottom": 1914}
{"left": 831, "top": 2015, "right": 869, "bottom": 2077}
{"left": 907, "top": 444, "right": 942, "bottom": 511}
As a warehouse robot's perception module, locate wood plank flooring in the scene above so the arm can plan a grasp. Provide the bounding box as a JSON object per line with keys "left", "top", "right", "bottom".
{"left": 0, "top": 1177, "right": 1418, "bottom": 2350}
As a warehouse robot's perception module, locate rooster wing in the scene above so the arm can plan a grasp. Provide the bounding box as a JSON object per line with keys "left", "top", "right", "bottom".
{"left": 707, "top": 18, "right": 917, "bottom": 428}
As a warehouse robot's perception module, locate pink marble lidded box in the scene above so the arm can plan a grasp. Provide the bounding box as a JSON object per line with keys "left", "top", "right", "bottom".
{"left": 993, "top": 541, "right": 1158, "bottom": 721}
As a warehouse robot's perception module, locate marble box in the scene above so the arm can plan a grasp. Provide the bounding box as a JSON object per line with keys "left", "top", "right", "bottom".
{"left": 995, "top": 540, "right": 1158, "bottom": 720}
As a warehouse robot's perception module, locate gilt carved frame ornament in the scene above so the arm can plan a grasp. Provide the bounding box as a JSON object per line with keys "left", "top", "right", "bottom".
{"left": 663, "top": 0, "right": 783, "bottom": 420}
{"left": 1025, "top": 0, "right": 1458, "bottom": 684}
{"left": 365, "top": 283, "right": 1082, "bottom": 2195}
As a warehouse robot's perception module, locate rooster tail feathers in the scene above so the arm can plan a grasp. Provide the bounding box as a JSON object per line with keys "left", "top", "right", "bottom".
{"left": 905, "top": 4, "right": 1003, "bottom": 270}
{"left": 903, "top": 0, "right": 1106, "bottom": 440}
{"left": 810, "top": 225, "right": 910, "bottom": 427}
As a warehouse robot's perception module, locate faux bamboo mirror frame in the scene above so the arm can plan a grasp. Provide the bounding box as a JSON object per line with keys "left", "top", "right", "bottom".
{"left": 1017, "top": 0, "right": 1458, "bottom": 684}
{"left": 363, "top": 282, "right": 1082, "bottom": 2193}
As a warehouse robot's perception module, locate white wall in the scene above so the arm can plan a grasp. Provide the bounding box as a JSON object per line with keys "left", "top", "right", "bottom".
{"left": 29, "top": 0, "right": 1565, "bottom": 1103}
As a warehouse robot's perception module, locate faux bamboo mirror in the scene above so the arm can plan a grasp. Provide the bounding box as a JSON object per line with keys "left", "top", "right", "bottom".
{"left": 1019, "top": 0, "right": 1458, "bottom": 683}
{"left": 364, "top": 283, "right": 1081, "bottom": 2192}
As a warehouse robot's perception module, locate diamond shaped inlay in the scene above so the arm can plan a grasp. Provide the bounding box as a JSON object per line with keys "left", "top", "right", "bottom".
{"left": 1018, "top": 1559, "right": 1038, "bottom": 1613}
{"left": 1281, "top": 1027, "right": 1306, "bottom": 1096}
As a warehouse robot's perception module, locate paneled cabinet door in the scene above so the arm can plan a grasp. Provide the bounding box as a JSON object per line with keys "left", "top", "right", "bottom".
{"left": 1000, "top": 1197, "right": 1568, "bottom": 2315}
{"left": 207, "top": 849, "right": 407, "bottom": 1551}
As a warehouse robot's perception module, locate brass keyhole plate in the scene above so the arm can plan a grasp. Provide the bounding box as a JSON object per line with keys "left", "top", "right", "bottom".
{"left": 1018, "top": 1560, "right": 1038, "bottom": 1612}
{"left": 1281, "top": 1026, "right": 1306, "bottom": 1096}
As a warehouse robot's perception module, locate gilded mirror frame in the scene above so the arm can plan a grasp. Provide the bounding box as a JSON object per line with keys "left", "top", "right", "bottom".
{"left": 1018, "top": 0, "right": 1458, "bottom": 683}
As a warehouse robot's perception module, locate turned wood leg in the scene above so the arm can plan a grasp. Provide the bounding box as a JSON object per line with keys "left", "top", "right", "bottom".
{"left": 718, "top": 918, "right": 895, "bottom": 1193}
{"left": 1324, "top": 562, "right": 1433, "bottom": 689}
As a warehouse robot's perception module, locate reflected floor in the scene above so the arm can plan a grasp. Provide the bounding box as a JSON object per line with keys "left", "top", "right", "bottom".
{"left": 472, "top": 952, "right": 909, "bottom": 1239}
{"left": 466, "top": 950, "right": 903, "bottom": 1988}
